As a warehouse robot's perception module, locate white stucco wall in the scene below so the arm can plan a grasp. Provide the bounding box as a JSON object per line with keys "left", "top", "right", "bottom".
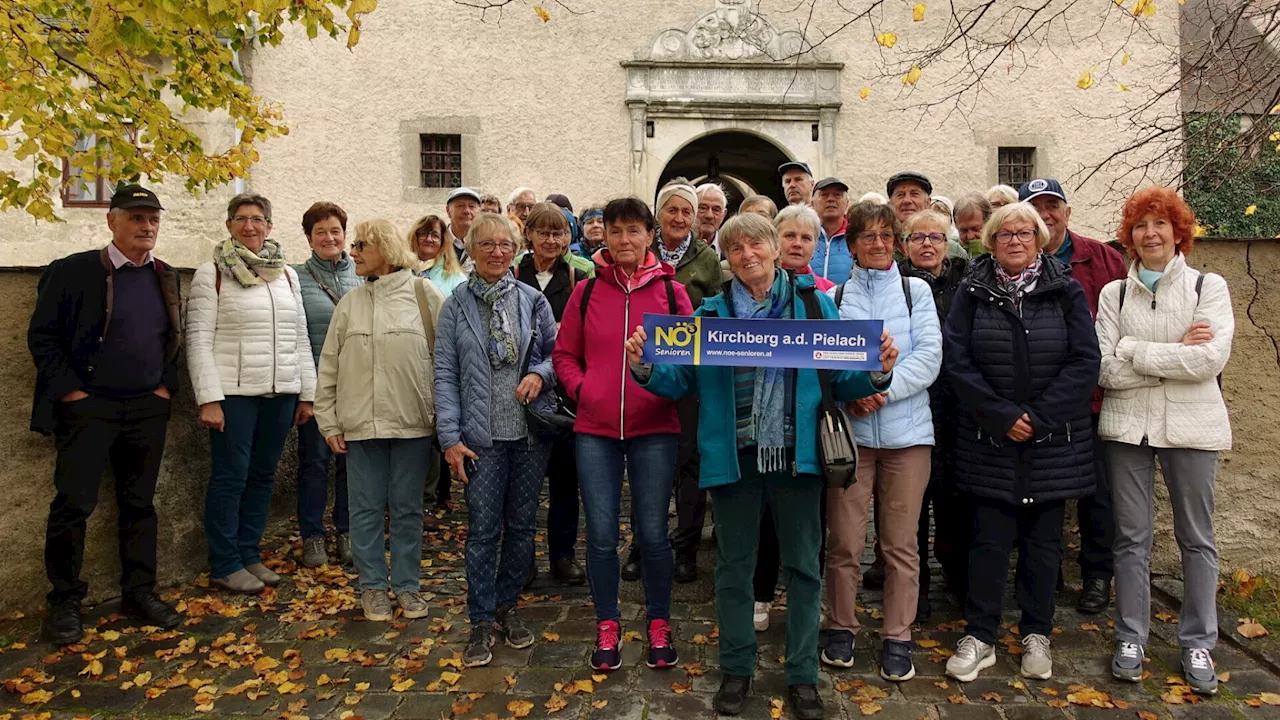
{"left": 0, "top": 0, "right": 1180, "bottom": 267}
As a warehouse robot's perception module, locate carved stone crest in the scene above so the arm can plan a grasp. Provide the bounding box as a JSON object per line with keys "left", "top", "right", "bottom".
{"left": 644, "top": 0, "right": 824, "bottom": 62}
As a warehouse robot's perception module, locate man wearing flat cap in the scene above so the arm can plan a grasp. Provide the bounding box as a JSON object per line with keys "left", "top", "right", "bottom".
{"left": 779, "top": 161, "right": 815, "bottom": 207}
{"left": 886, "top": 171, "right": 968, "bottom": 259}
{"left": 29, "top": 184, "right": 185, "bottom": 644}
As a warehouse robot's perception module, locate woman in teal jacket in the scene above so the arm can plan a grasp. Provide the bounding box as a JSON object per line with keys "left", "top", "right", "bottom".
{"left": 624, "top": 213, "right": 898, "bottom": 720}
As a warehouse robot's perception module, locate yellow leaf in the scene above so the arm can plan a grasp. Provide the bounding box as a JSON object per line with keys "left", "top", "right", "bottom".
{"left": 534, "top": 6, "right": 551, "bottom": 22}
{"left": 80, "top": 660, "right": 104, "bottom": 677}
{"left": 21, "top": 690, "right": 53, "bottom": 705}
{"left": 859, "top": 87, "right": 871, "bottom": 100}
{"left": 592, "top": 700, "right": 608, "bottom": 710}
{"left": 572, "top": 679, "right": 594, "bottom": 694}
{"left": 134, "top": 672, "right": 152, "bottom": 687}
{"left": 1132, "top": 0, "right": 1157, "bottom": 16}
{"left": 1118, "top": 83, "right": 1131, "bottom": 92}
{"left": 354, "top": 682, "right": 370, "bottom": 692}
{"left": 508, "top": 700, "right": 535, "bottom": 718}
{"left": 591, "top": 674, "right": 606, "bottom": 683}
{"left": 71, "top": 690, "right": 81, "bottom": 698}
{"left": 101, "top": 630, "right": 121, "bottom": 641}
{"left": 1237, "top": 619, "right": 1267, "bottom": 636}
{"left": 917, "top": 639, "right": 940, "bottom": 648}
{"left": 391, "top": 678, "right": 415, "bottom": 692}
{"left": 913, "top": 3, "right": 926, "bottom": 21}
{"left": 440, "top": 671, "right": 462, "bottom": 686}
{"left": 980, "top": 692, "right": 1002, "bottom": 702}
{"left": 253, "top": 657, "right": 280, "bottom": 674}
{"left": 875, "top": 32, "right": 897, "bottom": 48}
{"left": 671, "top": 682, "right": 692, "bottom": 694}
{"left": 691, "top": 634, "right": 708, "bottom": 645}
{"left": 1259, "top": 692, "right": 1280, "bottom": 705}
{"left": 544, "top": 694, "right": 568, "bottom": 714}
{"left": 902, "top": 64, "right": 922, "bottom": 85}
{"left": 504, "top": 675, "right": 517, "bottom": 687}
{"left": 857, "top": 701, "right": 882, "bottom": 716}
{"left": 1077, "top": 70, "right": 1095, "bottom": 90}
{"left": 542, "top": 631, "right": 560, "bottom": 642}
{"left": 1121, "top": 51, "right": 1131, "bottom": 65}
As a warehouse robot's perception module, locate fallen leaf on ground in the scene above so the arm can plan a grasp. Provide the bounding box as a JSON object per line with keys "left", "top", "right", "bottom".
{"left": 916, "top": 639, "right": 940, "bottom": 648}
{"left": 509, "top": 699, "right": 535, "bottom": 717}
{"left": 542, "top": 631, "right": 560, "bottom": 642}
{"left": 451, "top": 700, "right": 473, "bottom": 715}
{"left": 1258, "top": 692, "right": 1280, "bottom": 705}
{"left": 591, "top": 673, "right": 607, "bottom": 683}
{"left": 691, "top": 634, "right": 708, "bottom": 645}
{"left": 948, "top": 695, "right": 968, "bottom": 704}
{"left": 391, "top": 678, "right": 415, "bottom": 692}
{"left": 1080, "top": 623, "right": 1100, "bottom": 631}
{"left": 1237, "top": 620, "right": 1269, "bottom": 639}
{"left": 1138, "top": 712, "right": 1159, "bottom": 720}
{"left": 592, "top": 700, "right": 608, "bottom": 710}
{"left": 544, "top": 694, "right": 568, "bottom": 713}
{"left": 440, "top": 671, "right": 461, "bottom": 686}
{"left": 671, "top": 682, "right": 691, "bottom": 694}
{"left": 980, "top": 692, "right": 1002, "bottom": 702}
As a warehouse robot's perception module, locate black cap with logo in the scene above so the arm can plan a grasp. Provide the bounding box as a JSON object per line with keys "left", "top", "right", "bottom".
{"left": 109, "top": 184, "right": 165, "bottom": 211}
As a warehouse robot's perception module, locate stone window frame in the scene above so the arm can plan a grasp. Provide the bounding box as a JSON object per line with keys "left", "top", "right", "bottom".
{"left": 976, "top": 132, "right": 1055, "bottom": 189}
{"left": 62, "top": 128, "right": 139, "bottom": 208}
{"left": 400, "top": 117, "right": 480, "bottom": 204}
{"left": 997, "top": 146, "right": 1037, "bottom": 188}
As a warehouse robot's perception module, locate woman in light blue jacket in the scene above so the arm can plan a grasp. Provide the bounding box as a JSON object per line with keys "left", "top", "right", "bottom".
{"left": 822, "top": 201, "right": 942, "bottom": 683}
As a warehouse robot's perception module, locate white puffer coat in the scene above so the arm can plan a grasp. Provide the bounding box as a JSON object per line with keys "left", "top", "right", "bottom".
{"left": 186, "top": 262, "right": 317, "bottom": 406}
{"left": 1095, "top": 253, "right": 1233, "bottom": 450}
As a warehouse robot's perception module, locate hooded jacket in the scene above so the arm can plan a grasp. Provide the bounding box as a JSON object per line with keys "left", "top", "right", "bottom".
{"left": 553, "top": 249, "right": 693, "bottom": 440}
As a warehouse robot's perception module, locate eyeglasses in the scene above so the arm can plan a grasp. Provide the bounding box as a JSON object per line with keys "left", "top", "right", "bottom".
{"left": 855, "top": 231, "right": 896, "bottom": 245}
{"left": 906, "top": 232, "right": 946, "bottom": 245}
{"left": 416, "top": 232, "right": 442, "bottom": 243}
{"left": 351, "top": 241, "right": 369, "bottom": 252}
{"left": 232, "top": 216, "right": 269, "bottom": 226}
{"left": 994, "top": 230, "right": 1037, "bottom": 245}
{"left": 530, "top": 229, "right": 568, "bottom": 241}
{"left": 476, "top": 240, "right": 516, "bottom": 254}
{"left": 514, "top": 203, "right": 535, "bottom": 212}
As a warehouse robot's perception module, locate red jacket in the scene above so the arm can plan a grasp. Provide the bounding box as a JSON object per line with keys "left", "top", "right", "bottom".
{"left": 795, "top": 265, "right": 836, "bottom": 292}
{"left": 553, "top": 250, "right": 694, "bottom": 440}
{"left": 1065, "top": 231, "right": 1127, "bottom": 413}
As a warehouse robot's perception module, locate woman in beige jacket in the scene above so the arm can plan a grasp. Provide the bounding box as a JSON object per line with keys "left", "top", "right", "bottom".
{"left": 314, "top": 219, "right": 444, "bottom": 622}
{"left": 1096, "top": 187, "right": 1233, "bottom": 696}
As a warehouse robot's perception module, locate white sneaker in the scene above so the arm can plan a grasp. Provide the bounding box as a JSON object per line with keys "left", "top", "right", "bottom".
{"left": 1021, "top": 634, "right": 1053, "bottom": 680}
{"left": 945, "top": 635, "right": 996, "bottom": 682}
{"left": 753, "top": 602, "right": 770, "bottom": 632}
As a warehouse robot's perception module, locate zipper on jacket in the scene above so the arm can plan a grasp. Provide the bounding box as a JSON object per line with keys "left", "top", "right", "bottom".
{"left": 619, "top": 283, "right": 631, "bottom": 440}
{"left": 269, "top": 277, "right": 279, "bottom": 392}
{"left": 370, "top": 286, "right": 378, "bottom": 438}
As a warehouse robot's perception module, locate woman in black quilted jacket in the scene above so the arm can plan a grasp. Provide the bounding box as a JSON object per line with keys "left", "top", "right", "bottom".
{"left": 940, "top": 202, "right": 1101, "bottom": 684}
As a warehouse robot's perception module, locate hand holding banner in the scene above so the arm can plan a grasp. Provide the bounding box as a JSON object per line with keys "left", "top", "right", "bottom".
{"left": 640, "top": 313, "right": 885, "bottom": 371}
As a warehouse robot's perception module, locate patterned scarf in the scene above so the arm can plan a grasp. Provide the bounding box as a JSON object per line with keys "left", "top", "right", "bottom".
{"left": 468, "top": 272, "right": 518, "bottom": 366}
{"left": 657, "top": 230, "right": 692, "bottom": 266}
{"left": 730, "top": 271, "right": 794, "bottom": 473}
{"left": 994, "top": 254, "right": 1043, "bottom": 314}
{"left": 214, "top": 237, "right": 286, "bottom": 287}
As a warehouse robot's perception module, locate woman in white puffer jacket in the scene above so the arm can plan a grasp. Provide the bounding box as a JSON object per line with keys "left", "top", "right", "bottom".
{"left": 1096, "top": 187, "right": 1233, "bottom": 697}
{"left": 186, "top": 193, "right": 316, "bottom": 595}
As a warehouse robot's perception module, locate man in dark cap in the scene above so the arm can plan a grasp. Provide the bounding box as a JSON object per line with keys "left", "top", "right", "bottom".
{"left": 28, "top": 184, "right": 185, "bottom": 644}
{"left": 886, "top": 171, "right": 934, "bottom": 224}
{"left": 779, "top": 161, "right": 815, "bottom": 206}
{"left": 810, "top": 177, "right": 851, "bottom": 283}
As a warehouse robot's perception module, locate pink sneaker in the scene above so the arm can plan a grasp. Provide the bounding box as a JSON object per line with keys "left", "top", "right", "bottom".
{"left": 591, "top": 620, "right": 622, "bottom": 671}
{"left": 646, "top": 618, "right": 678, "bottom": 668}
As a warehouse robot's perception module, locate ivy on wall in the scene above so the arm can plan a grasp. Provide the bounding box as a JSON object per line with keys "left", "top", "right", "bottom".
{"left": 1184, "top": 113, "right": 1280, "bottom": 238}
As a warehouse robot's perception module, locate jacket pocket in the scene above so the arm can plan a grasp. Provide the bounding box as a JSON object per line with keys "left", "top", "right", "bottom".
{"left": 1164, "top": 381, "right": 1227, "bottom": 446}
{"left": 1097, "top": 388, "right": 1136, "bottom": 440}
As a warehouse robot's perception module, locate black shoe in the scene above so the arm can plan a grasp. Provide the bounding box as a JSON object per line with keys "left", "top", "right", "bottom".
{"left": 787, "top": 684, "right": 824, "bottom": 720}
{"left": 880, "top": 639, "right": 916, "bottom": 681}
{"left": 550, "top": 557, "right": 585, "bottom": 585}
{"left": 620, "top": 551, "right": 641, "bottom": 582}
{"left": 821, "top": 629, "right": 855, "bottom": 668}
{"left": 914, "top": 595, "right": 932, "bottom": 626}
{"left": 714, "top": 674, "right": 751, "bottom": 715}
{"left": 122, "top": 591, "right": 182, "bottom": 629}
{"left": 673, "top": 555, "right": 697, "bottom": 584}
{"left": 1077, "top": 578, "right": 1112, "bottom": 614}
{"left": 45, "top": 600, "right": 83, "bottom": 645}
{"left": 862, "top": 561, "right": 885, "bottom": 591}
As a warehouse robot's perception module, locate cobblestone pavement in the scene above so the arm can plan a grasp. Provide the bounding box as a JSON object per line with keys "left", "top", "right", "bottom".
{"left": 1, "top": 499, "right": 1278, "bottom": 720}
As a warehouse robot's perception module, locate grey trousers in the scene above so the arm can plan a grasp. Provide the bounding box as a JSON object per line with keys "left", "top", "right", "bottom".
{"left": 1107, "top": 441, "right": 1220, "bottom": 649}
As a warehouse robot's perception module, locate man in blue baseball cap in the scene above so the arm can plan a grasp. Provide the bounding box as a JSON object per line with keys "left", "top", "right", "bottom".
{"left": 1017, "top": 177, "right": 1127, "bottom": 616}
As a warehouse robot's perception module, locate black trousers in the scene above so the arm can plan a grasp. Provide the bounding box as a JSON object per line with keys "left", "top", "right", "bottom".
{"left": 964, "top": 496, "right": 1066, "bottom": 645}
{"left": 546, "top": 434, "right": 580, "bottom": 562}
{"left": 753, "top": 502, "right": 780, "bottom": 602}
{"left": 45, "top": 393, "right": 170, "bottom": 605}
{"left": 1074, "top": 415, "right": 1114, "bottom": 582}
{"left": 669, "top": 396, "right": 707, "bottom": 559}
{"left": 917, "top": 437, "right": 971, "bottom": 601}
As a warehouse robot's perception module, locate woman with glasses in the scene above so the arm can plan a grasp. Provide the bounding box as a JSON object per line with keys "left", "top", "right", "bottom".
{"left": 434, "top": 213, "right": 559, "bottom": 668}
{"left": 897, "top": 210, "right": 973, "bottom": 620}
{"left": 515, "top": 203, "right": 593, "bottom": 585}
{"left": 187, "top": 193, "right": 315, "bottom": 594}
{"left": 410, "top": 215, "right": 467, "bottom": 298}
{"left": 943, "top": 202, "right": 1100, "bottom": 684}
{"left": 824, "top": 201, "right": 941, "bottom": 681}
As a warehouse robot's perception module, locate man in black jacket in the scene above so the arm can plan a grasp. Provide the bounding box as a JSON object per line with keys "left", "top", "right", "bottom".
{"left": 28, "top": 185, "right": 184, "bottom": 644}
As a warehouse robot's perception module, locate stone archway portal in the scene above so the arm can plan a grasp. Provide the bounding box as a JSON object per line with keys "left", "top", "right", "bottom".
{"left": 659, "top": 131, "right": 791, "bottom": 212}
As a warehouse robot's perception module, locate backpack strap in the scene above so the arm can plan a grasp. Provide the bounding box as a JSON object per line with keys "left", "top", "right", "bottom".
{"left": 413, "top": 277, "right": 439, "bottom": 358}
{"left": 1195, "top": 273, "right": 1204, "bottom": 301}
{"left": 1118, "top": 282, "right": 1126, "bottom": 313}
{"left": 663, "top": 275, "right": 676, "bottom": 314}
{"left": 578, "top": 277, "right": 597, "bottom": 323}
{"left": 835, "top": 281, "right": 846, "bottom": 308}
{"left": 215, "top": 269, "right": 221, "bottom": 295}
{"left": 901, "top": 276, "right": 913, "bottom": 317}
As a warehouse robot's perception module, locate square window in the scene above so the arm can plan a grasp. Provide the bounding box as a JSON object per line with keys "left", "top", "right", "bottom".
{"left": 998, "top": 147, "right": 1036, "bottom": 188}
{"left": 419, "top": 134, "right": 463, "bottom": 188}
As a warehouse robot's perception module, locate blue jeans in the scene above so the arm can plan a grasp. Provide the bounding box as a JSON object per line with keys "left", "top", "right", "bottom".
{"left": 206, "top": 394, "right": 297, "bottom": 578}
{"left": 347, "top": 437, "right": 431, "bottom": 592}
{"left": 576, "top": 433, "right": 678, "bottom": 623}
{"left": 465, "top": 439, "right": 551, "bottom": 622}
{"left": 297, "top": 417, "right": 348, "bottom": 539}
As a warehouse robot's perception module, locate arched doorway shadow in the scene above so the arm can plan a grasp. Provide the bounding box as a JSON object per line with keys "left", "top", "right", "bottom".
{"left": 658, "top": 131, "right": 792, "bottom": 216}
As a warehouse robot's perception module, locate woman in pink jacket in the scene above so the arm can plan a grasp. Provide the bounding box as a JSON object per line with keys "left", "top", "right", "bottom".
{"left": 553, "top": 197, "right": 693, "bottom": 673}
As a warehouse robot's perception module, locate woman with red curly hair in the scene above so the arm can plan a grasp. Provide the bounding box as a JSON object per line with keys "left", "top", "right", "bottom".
{"left": 1095, "top": 186, "right": 1234, "bottom": 696}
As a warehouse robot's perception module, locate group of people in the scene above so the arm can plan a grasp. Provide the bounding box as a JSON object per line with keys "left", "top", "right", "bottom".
{"left": 29, "top": 157, "right": 1233, "bottom": 720}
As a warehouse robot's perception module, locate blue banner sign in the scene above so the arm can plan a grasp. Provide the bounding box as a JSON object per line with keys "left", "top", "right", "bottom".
{"left": 641, "top": 314, "right": 885, "bottom": 371}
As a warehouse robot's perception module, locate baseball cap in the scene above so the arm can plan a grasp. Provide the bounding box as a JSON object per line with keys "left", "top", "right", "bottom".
{"left": 1018, "top": 178, "right": 1068, "bottom": 204}
{"left": 446, "top": 187, "right": 482, "bottom": 205}
{"left": 886, "top": 171, "right": 932, "bottom": 197}
{"left": 778, "top": 161, "right": 812, "bottom": 177}
{"left": 814, "top": 177, "right": 849, "bottom": 193}
{"left": 545, "top": 193, "right": 573, "bottom": 212}
{"left": 109, "top": 184, "right": 164, "bottom": 211}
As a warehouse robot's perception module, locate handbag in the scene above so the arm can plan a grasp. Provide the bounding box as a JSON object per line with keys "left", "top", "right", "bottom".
{"left": 519, "top": 299, "right": 577, "bottom": 440}
{"left": 799, "top": 287, "right": 859, "bottom": 489}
